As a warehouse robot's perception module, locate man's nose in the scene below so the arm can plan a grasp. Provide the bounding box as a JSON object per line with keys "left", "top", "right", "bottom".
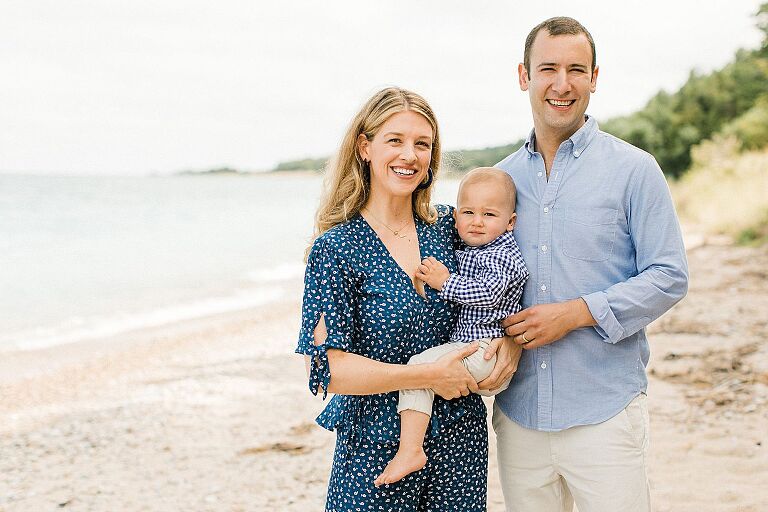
{"left": 552, "top": 69, "right": 571, "bottom": 95}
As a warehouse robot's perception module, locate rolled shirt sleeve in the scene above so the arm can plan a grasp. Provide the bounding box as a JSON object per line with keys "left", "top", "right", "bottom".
{"left": 582, "top": 154, "right": 689, "bottom": 344}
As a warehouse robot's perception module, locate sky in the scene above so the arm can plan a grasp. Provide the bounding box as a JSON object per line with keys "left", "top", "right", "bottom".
{"left": 1, "top": 0, "right": 765, "bottom": 176}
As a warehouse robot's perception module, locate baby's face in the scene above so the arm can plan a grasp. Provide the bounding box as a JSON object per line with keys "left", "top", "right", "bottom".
{"left": 454, "top": 181, "right": 516, "bottom": 247}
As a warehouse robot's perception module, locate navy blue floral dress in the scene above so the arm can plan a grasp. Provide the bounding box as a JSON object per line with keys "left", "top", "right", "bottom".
{"left": 296, "top": 205, "right": 488, "bottom": 512}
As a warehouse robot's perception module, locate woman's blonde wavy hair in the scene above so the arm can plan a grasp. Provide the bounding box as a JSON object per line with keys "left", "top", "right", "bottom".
{"left": 306, "top": 87, "right": 441, "bottom": 258}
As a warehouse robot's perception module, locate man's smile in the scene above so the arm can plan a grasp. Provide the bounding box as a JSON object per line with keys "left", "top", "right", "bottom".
{"left": 546, "top": 99, "right": 576, "bottom": 108}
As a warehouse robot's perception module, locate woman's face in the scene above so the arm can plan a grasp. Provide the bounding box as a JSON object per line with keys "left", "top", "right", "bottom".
{"left": 358, "top": 110, "right": 434, "bottom": 200}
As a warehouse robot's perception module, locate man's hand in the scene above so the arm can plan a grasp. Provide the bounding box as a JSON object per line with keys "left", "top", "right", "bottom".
{"left": 501, "top": 298, "right": 596, "bottom": 350}
{"left": 416, "top": 256, "right": 451, "bottom": 291}
{"left": 477, "top": 336, "right": 522, "bottom": 392}
{"left": 430, "top": 343, "right": 480, "bottom": 399}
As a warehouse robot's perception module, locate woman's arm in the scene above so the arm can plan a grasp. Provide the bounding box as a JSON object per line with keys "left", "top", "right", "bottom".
{"left": 304, "top": 315, "right": 479, "bottom": 399}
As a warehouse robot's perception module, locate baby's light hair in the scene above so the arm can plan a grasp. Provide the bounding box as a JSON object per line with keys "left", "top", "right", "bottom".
{"left": 458, "top": 167, "right": 517, "bottom": 212}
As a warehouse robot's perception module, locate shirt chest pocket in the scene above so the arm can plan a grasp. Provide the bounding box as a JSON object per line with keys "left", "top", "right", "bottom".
{"left": 562, "top": 207, "right": 618, "bottom": 262}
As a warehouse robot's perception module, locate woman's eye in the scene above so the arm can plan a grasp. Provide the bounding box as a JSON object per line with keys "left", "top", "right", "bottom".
{"left": 416, "top": 141, "right": 431, "bottom": 148}
{"left": 388, "top": 138, "right": 401, "bottom": 143}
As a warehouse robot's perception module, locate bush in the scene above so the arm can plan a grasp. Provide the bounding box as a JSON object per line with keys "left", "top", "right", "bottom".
{"left": 673, "top": 137, "right": 768, "bottom": 244}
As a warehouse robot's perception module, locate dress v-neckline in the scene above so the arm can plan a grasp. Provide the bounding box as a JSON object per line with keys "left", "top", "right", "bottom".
{"left": 358, "top": 214, "right": 426, "bottom": 299}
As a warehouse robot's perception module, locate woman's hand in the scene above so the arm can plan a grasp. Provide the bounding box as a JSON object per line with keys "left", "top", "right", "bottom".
{"left": 430, "top": 343, "right": 480, "bottom": 399}
{"left": 477, "top": 336, "right": 522, "bottom": 392}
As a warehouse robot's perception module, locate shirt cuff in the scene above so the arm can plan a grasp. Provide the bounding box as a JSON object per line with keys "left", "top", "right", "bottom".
{"left": 581, "top": 292, "right": 624, "bottom": 344}
{"left": 437, "top": 273, "right": 459, "bottom": 300}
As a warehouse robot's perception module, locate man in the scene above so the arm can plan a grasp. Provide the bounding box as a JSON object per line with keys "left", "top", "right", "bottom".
{"left": 483, "top": 16, "right": 689, "bottom": 512}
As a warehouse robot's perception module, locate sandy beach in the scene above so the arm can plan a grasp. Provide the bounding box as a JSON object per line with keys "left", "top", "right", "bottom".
{"left": 1, "top": 239, "right": 767, "bottom": 512}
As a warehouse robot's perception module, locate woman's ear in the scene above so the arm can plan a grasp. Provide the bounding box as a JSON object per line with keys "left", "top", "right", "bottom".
{"left": 357, "top": 133, "right": 370, "bottom": 161}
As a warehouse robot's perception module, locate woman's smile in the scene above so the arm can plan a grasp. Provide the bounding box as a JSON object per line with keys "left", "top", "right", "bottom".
{"left": 391, "top": 166, "right": 417, "bottom": 176}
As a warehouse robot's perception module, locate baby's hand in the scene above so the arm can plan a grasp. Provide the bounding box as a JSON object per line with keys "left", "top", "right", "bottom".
{"left": 416, "top": 256, "right": 450, "bottom": 291}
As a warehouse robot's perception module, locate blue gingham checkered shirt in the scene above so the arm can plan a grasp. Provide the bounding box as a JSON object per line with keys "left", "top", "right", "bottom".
{"left": 439, "top": 230, "right": 528, "bottom": 342}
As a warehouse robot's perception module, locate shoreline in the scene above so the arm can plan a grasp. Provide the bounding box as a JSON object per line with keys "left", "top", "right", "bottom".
{"left": 1, "top": 242, "right": 767, "bottom": 511}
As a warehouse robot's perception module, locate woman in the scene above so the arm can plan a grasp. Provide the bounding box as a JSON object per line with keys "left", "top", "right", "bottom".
{"left": 296, "top": 87, "right": 493, "bottom": 510}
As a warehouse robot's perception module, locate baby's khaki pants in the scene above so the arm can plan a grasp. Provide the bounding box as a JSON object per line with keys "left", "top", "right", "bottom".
{"left": 398, "top": 338, "right": 510, "bottom": 416}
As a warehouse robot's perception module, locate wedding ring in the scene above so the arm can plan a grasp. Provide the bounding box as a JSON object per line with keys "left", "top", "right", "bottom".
{"left": 520, "top": 333, "right": 532, "bottom": 344}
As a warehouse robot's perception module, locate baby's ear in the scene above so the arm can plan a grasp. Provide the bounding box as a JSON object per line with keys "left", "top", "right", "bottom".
{"left": 507, "top": 212, "right": 517, "bottom": 231}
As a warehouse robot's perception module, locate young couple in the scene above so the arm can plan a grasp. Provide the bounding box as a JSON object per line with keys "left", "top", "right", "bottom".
{"left": 297, "top": 16, "right": 689, "bottom": 512}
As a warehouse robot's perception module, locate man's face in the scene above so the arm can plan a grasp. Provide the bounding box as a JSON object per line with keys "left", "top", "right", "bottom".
{"left": 519, "top": 31, "right": 598, "bottom": 140}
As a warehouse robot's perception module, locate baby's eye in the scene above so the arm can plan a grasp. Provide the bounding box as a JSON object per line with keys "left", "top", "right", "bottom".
{"left": 484, "top": 212, "right": 497, "bottom": 217}
{"left": 462, "top": 210, "right": 474, "bottom": 215}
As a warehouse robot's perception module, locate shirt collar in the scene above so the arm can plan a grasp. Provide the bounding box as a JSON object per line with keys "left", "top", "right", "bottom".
{"left": 524, "top": 115, "right": 599, "bottom": 159}
{"left": 462, "top": 229, "right": 516, "bottom": 251}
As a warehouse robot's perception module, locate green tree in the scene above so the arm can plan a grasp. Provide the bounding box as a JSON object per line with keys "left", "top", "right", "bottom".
{"left": 602, "top": 48, "right": 768, "bottom": 176}
{"left": 758, "top": 3, "right": 768, "bottom": 55}
{"left": 722, "top": 96, "right": 768, "bottom": 150}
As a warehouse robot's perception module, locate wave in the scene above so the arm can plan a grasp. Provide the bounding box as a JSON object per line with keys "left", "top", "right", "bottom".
{"left": 1, "top": 285, "right": 289, "bottom": 353}
{"left": 246, "top": 262, "right": 306, "bottom": 283}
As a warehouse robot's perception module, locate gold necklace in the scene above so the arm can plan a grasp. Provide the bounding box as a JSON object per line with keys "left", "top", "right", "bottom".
{"left": 363, "top": 209, "right": 413, "bottom": 239}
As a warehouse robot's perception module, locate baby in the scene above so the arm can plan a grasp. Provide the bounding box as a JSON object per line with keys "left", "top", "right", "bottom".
{"left": 375, "top": 167, "right": 529, "bottom": 486}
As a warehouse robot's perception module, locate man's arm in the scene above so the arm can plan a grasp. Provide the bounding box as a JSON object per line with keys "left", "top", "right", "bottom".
{"left": 504, "top": 155, "right": 689, "bottom": 348}
{"left": 502, "top": 298, "right": 596, "bottom": 349}
{"left": 582, "top": 155, "right": 689, "bottom": 343}
{"left": 477, "top": 335, "right": 523, "bottom": 391}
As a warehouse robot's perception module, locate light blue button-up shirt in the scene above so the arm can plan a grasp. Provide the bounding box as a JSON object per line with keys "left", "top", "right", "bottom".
{"left": 495, "top": 116, "right": 689, "bottom": 431}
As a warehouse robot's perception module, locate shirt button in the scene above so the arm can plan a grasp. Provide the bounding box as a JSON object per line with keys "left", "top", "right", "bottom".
{"left": 540, "top": 284, "right": 547, "bottom": 292}
{"left": 537, "top": 171, "right": 543, "bottom": 177}
{"left": 574, "top": 150, "right": 581, "bottom": 157}
{"left": 543, "top": 206, "right": 549, "bottom": 213}
{"left": 541, "top": 245, "right": 548, "bottom": 252}
{"left": 540, "top": 362, "right": 547, "bottom": 369}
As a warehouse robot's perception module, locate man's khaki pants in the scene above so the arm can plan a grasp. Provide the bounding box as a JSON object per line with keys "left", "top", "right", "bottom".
{"left": 493, "top": 394, "right": 651, "bottom": 512}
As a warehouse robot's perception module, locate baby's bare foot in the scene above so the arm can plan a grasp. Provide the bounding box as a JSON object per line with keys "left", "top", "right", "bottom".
{"left": 374, "top": 446, "right": 427, "bottom": 487}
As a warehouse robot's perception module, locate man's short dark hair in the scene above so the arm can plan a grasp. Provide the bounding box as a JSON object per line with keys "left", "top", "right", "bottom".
{"left": 524, "top": 17, "right": 596, "bottom": 74}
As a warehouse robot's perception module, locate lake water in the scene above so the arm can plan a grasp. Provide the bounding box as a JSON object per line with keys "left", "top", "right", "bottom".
{"left": 0, "top": 172, "right": 459, "bottom": 351}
